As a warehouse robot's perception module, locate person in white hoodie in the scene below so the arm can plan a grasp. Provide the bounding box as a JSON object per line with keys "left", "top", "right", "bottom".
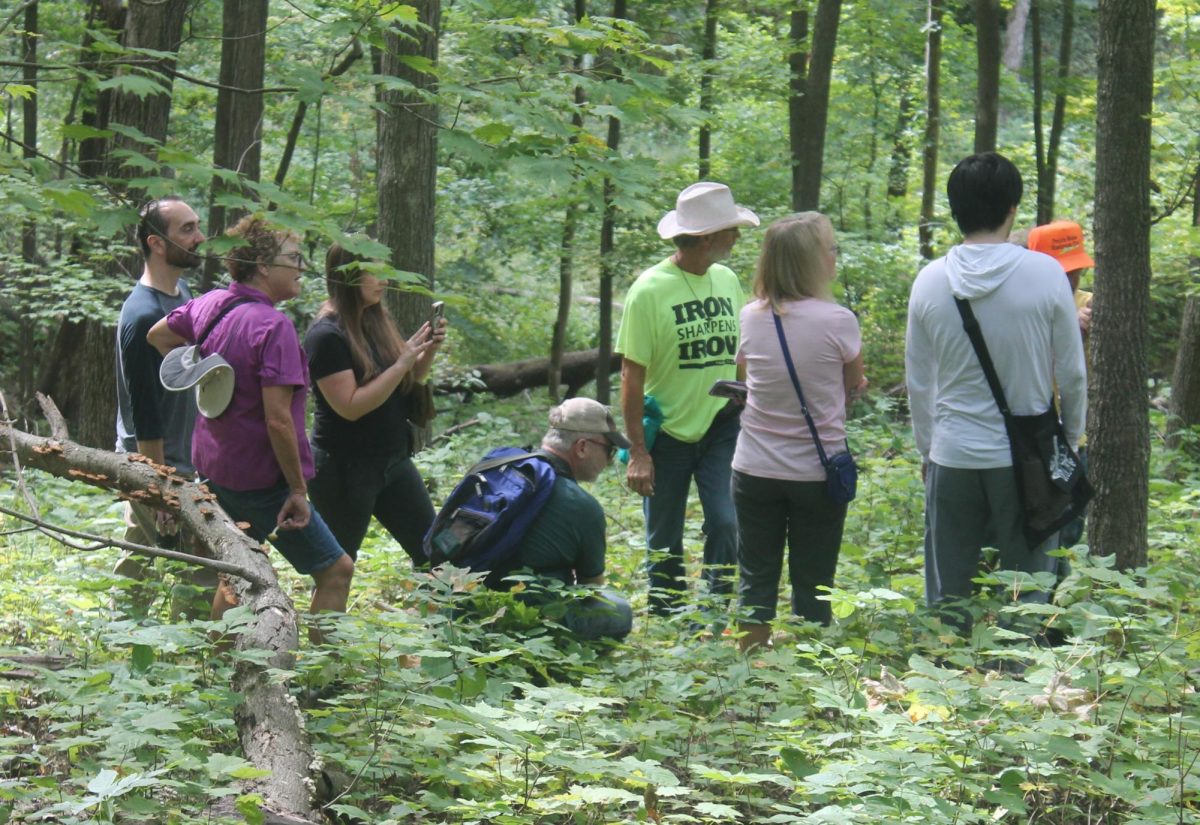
{"left": 905, "top": 152, "right": 1087, "bottom": 631}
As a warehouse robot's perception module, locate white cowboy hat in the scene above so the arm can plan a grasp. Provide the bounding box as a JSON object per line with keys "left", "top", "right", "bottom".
{"left": 159, "top": 346, "right": 235, "bottom": 419}
{"left": 657, "top": 182, "right": 760, "bottom": 239}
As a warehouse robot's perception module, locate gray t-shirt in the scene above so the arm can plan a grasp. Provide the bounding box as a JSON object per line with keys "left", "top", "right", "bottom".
{"left": 115, "top": 281, "right": 196, "bottom": 475}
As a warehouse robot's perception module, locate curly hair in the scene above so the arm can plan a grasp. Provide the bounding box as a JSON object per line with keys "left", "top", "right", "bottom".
{"left": 224, "top": 214, "right": 293, "bottom": 283}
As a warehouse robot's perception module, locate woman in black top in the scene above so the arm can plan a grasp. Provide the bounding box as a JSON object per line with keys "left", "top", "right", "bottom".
{"left": 303, "top": 244, "right": 445, "bottom": 564}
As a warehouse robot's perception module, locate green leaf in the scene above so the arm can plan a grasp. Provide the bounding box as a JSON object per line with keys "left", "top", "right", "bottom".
{"left": 132, "top": 708, "right": 185, "bottom": 732}
{"left": 2, "top": 85, "right": 36, "bottom": 100}
{"left": 130, "top": 644, "right": 153, "bottom": 674}
{"left": 97, "top": 73, "right": 170, "bottom": 100}
{"left": 235, "top": 793, "right": 265, "bottom": 825}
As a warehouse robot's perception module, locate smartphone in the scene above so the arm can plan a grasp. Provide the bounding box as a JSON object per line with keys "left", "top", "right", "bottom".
{"left": 430, "top": 300, "right": 445, "bottom": 327}
{"left": 709, "top": 379, "right": 748, "bottom": 401}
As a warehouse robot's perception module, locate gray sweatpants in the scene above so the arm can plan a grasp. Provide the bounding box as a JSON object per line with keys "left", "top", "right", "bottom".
{"left": 923, "top": 463, "right": 1058, "bottom": 631}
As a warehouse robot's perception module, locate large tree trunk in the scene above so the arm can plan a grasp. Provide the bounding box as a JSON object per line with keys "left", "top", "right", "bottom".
{"left": 885, "top": 82, "right": 914, "bottom": 232}
{"left": 0, "top": 421, "right": 323, "bottom": 823}
{"left": 36, "top": 319, "right": 114, "bottom": 450}
{"left": 203, "top": 0, "right": 268, "bottom": 291}
{"left": 793, "top": 0, "right": 841, "bottom": 211}
{"left": 697, "top": 0, "right": 718, "bottom": 179}
{"left": 377, "top": 1, "right": 440, "bottom": 335}
{"left": 75, "top": 0, "right": 126, "bottom": 180}
{"left": 104, "top": 0, "right": 189, "bottom": 188}
{"left": 919, "top": 0, "right": 943, "bottom": 260}
{"left": 595, "top": 0, "right": 627, "bottom": 406}
{"left": 1031, "top": 0, "right": 1047, "bottom": 220}
{"left": 1087, "top": 0, "right": 1155, "bottom": 569}
{"left": 973, "top": 0, "right": 1001, "bottom": 154}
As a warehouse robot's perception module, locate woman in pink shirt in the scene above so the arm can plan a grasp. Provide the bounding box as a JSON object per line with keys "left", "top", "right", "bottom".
{"left": 732, "top": 212, "right": 866, "bottom": 651}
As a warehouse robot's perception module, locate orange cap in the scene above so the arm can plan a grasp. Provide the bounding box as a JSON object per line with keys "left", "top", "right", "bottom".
{"left": 1028, "top": 220, "right": 1094, "bottom": 273}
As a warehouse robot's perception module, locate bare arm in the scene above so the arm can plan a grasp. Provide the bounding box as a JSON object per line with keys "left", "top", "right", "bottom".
{"left": 620, "top": 358, "right": 654, "bottom": 496}
{"left": 317, "top": 324, "right": 435, "bottom": 421}
{"left": 147, "top": 317, "right": 187, "bottom": 356}
{"left": 262, "top": 384, "right": 310, "bottom": 530}
{"left": 843, "top": 351, "right": 867, "bottom": 407}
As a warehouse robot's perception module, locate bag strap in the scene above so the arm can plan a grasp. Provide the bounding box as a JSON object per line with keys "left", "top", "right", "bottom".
{"left": 467, "top": 450, "right": 545, "bottom": 477}
{"left": 772, "top": 311, "right": 833, "bottom": 468}
{"left": 197, "top": 296, "right": 253, "bottom": 349}
{"left": 952, "top": 297, "right": 1014, "bottom": 424}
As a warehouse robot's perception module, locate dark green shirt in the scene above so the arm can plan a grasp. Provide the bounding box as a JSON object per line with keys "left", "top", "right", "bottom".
{"left": 515, "top": 469, "right": 606, "bottom": 586}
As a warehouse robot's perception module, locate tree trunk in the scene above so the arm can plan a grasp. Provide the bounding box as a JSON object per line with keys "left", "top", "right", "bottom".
{"left": 1031, "top": 0, "right": 1047, "bottom": 221}
{"left": 448, "top": 349, "right": 622, "bottom": 399}
{"left": 549, "top": 0, "right": 586, "bottom": 402}
{"left": 0, "top": 422, "right": 322, "bottom": 823}
{"left": 1088, "top": 0, "right": 1155, "bottom": 569}
{"left": 793, "top": 0, "right": 841, "bottom": 211}
{"left": 885, "top": 82, "right": 914, "bottom": 220}
{"left": 203, "top": 0, "right": 268, "bottom": 291}
{"left": 76, "top": 0, "right": 126, "bottom": 180}
{"left": 36, "top": 318, "right": 114, "bottom": 450}
{"left": 377, "top": 1, "right": 440, "bottom": 335}
{"left": 595, "top": 0, "right": 627, "bottom": 406}
{"left": 104, "top": 0, "right": 189, "bottom": 189}
{"left": 1002, "top": 0, "right": 1032, "bottom": 71}
{"left": 697, "top": 0, "right": 718, "bottom": 179}
{"left": 788, "top": 9, "right": 809, "bottom": 212}
{"left": 1043, "top": 0, "right": 1075, "bottom": 223}
{"left": 1169, "top": 296, "right": 1200, "bottom": 449}
{"left": 973, "top": 0, "right": 1001, "bottom": 154}
{"left": 20, "top": 3, "right": 37, "bottom": 411}
{"left": 919, "top": 0, "right": 943, "bottom": 260}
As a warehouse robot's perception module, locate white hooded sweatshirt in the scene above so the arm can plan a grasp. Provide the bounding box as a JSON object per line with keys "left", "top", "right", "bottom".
{"left": 905, "top": 242, "right": 1087, "bottom": 469}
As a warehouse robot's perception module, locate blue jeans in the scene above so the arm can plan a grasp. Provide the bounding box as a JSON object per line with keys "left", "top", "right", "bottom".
{"left": 644, "top": 405, "right": 740, "bottom": 613}
{"left": 560, "top": 590, "right": 634, "bottom": 641}
{"left": 208, "top": 481, "right": 346, "bottom": 576}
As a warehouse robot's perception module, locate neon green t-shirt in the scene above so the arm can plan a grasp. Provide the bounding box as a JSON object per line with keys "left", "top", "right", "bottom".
{"left": 616, "top": 257, "right": 744, "bottom": 443}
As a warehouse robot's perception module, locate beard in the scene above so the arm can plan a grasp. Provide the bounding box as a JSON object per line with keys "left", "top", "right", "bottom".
{"left": 165, "top": 240, "right": 203, "bottom": 269}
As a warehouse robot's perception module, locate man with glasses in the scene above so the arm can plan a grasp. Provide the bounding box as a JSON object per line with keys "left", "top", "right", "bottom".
{"left": 616, "top": 182, "right": 759, "bottom": 617}
{"left": 508, "top": 398, "right": 634, "bottom": 641}
{"left": 113, "top": 196, "right": 215, "bottom": 617}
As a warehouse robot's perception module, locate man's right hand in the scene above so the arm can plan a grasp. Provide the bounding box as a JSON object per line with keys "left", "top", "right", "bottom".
{"left": 627, "top": 449, "right": 655, "bottom": 497}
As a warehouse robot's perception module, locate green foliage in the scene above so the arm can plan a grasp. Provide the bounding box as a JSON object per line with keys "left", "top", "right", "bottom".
{"left": 3, "top": 401, "right": 1200, "bottom": 823}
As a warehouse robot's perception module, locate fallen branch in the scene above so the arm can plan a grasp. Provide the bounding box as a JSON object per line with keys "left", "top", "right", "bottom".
{"left": 440, "top": 348, "right": 622, "bottom": 398}
{"left": 431, "top": 416, "right": 481, "bottom": 443}
{"left": 0, "top": 414, "right": 324, "bottom": 823}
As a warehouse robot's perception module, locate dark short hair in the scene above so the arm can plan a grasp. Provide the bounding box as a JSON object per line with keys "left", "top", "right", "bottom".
{"left": 946, "top": 152, "right": 1023, "bottom": 235}
{"left": 136, "top": 195, "right": 186, "bottom": 257}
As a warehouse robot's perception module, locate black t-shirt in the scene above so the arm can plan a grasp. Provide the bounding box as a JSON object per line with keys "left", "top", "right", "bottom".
{"left": 303, "top": 315, "right": 414, "bottom": 457}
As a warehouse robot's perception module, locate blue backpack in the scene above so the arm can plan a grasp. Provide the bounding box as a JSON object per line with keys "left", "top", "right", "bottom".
{"left": 423, "top": 448, "right": 558, "bottom": 589}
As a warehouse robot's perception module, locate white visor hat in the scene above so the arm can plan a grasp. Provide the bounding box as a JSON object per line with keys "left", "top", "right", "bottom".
{"left": 160, "top": 346, "right": 235, "bottom": 419}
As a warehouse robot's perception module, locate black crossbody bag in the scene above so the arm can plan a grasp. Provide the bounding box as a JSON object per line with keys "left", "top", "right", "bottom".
{"left": 772, "top": 312, "right": 857, "bottom": 505}
{"left": 953, "top": 297, "right": 1092, "bottom": 547}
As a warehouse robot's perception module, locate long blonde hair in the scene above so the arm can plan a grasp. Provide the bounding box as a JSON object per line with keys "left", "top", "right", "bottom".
{"left": 320, "top": 243, "right": 409, "bottom": 387}
{"left": 753, "top": 212, "right": 835, "bottom": 312}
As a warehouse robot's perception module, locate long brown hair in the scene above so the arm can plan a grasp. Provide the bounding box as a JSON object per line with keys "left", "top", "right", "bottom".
{"left": 322, "top": 243, "right": 409, "bottom": 386}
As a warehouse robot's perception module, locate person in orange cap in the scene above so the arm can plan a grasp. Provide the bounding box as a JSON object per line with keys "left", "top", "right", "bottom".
{"left": 1027, "top": 220, "right": 1094, "bottom": 339}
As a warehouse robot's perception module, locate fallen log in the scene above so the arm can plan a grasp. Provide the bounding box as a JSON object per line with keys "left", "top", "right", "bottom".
{"left": 440, "top": 348, "right": 622, "bottom": 398}
{"left": 0, "top": 420, "right": 323, "bottom": 824}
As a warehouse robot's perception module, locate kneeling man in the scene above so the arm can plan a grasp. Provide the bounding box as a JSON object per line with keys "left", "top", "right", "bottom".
{"left": 512, "top": 398, "right": 634, "bottom": 642}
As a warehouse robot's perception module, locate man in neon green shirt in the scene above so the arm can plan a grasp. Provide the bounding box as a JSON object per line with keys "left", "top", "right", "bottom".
{"left": 616, "top": 182, "right": 759, "bottom": 615}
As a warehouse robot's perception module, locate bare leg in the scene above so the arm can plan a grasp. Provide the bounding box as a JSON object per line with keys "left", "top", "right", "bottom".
{"left": 308, "top": 554, "right": 354, "bottom": 645}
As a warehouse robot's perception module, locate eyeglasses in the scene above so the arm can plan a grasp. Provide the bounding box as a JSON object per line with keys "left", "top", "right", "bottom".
{"left": 276, "top": 251, "right": 306, "bottom": 270}
{"left": 581, "top": 437, "right": 616, "bottom": 460}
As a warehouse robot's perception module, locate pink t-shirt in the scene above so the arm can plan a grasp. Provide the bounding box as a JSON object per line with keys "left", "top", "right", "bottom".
{"left": 166, "top": 282, "right": 313, "bottom": 491}
{"left": 733, "top": 297, "right": 861, "bottom": 481}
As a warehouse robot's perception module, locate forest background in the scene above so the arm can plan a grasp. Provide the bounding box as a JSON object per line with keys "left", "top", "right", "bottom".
{"left": 0, "top": 0, "right": 1199, "bottom": 823}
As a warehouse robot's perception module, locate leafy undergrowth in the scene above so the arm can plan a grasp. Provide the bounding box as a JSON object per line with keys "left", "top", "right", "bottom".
{"left": 1, "top": 398, "right": 1198, "bottom": 824}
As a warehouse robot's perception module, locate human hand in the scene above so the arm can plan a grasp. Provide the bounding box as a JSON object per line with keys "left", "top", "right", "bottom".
{"left": 851, "top": 375, "right": 869, "bottom": 401}
{"left": 626, "top": 449, "right": 655, "bottom": 497}
{"left": 398, "top": 324, "right": 437, "bottom": 371}
{"left": 277, "top": 491, "right": 311, "bottom": 531}
{"left": 1078, "top": 299, "right": 1092, "bottom": 334}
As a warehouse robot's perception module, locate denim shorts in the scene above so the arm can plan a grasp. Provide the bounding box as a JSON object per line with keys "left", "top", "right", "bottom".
{"left": 207, "top": 481, "right": 346, "bottom": 576}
